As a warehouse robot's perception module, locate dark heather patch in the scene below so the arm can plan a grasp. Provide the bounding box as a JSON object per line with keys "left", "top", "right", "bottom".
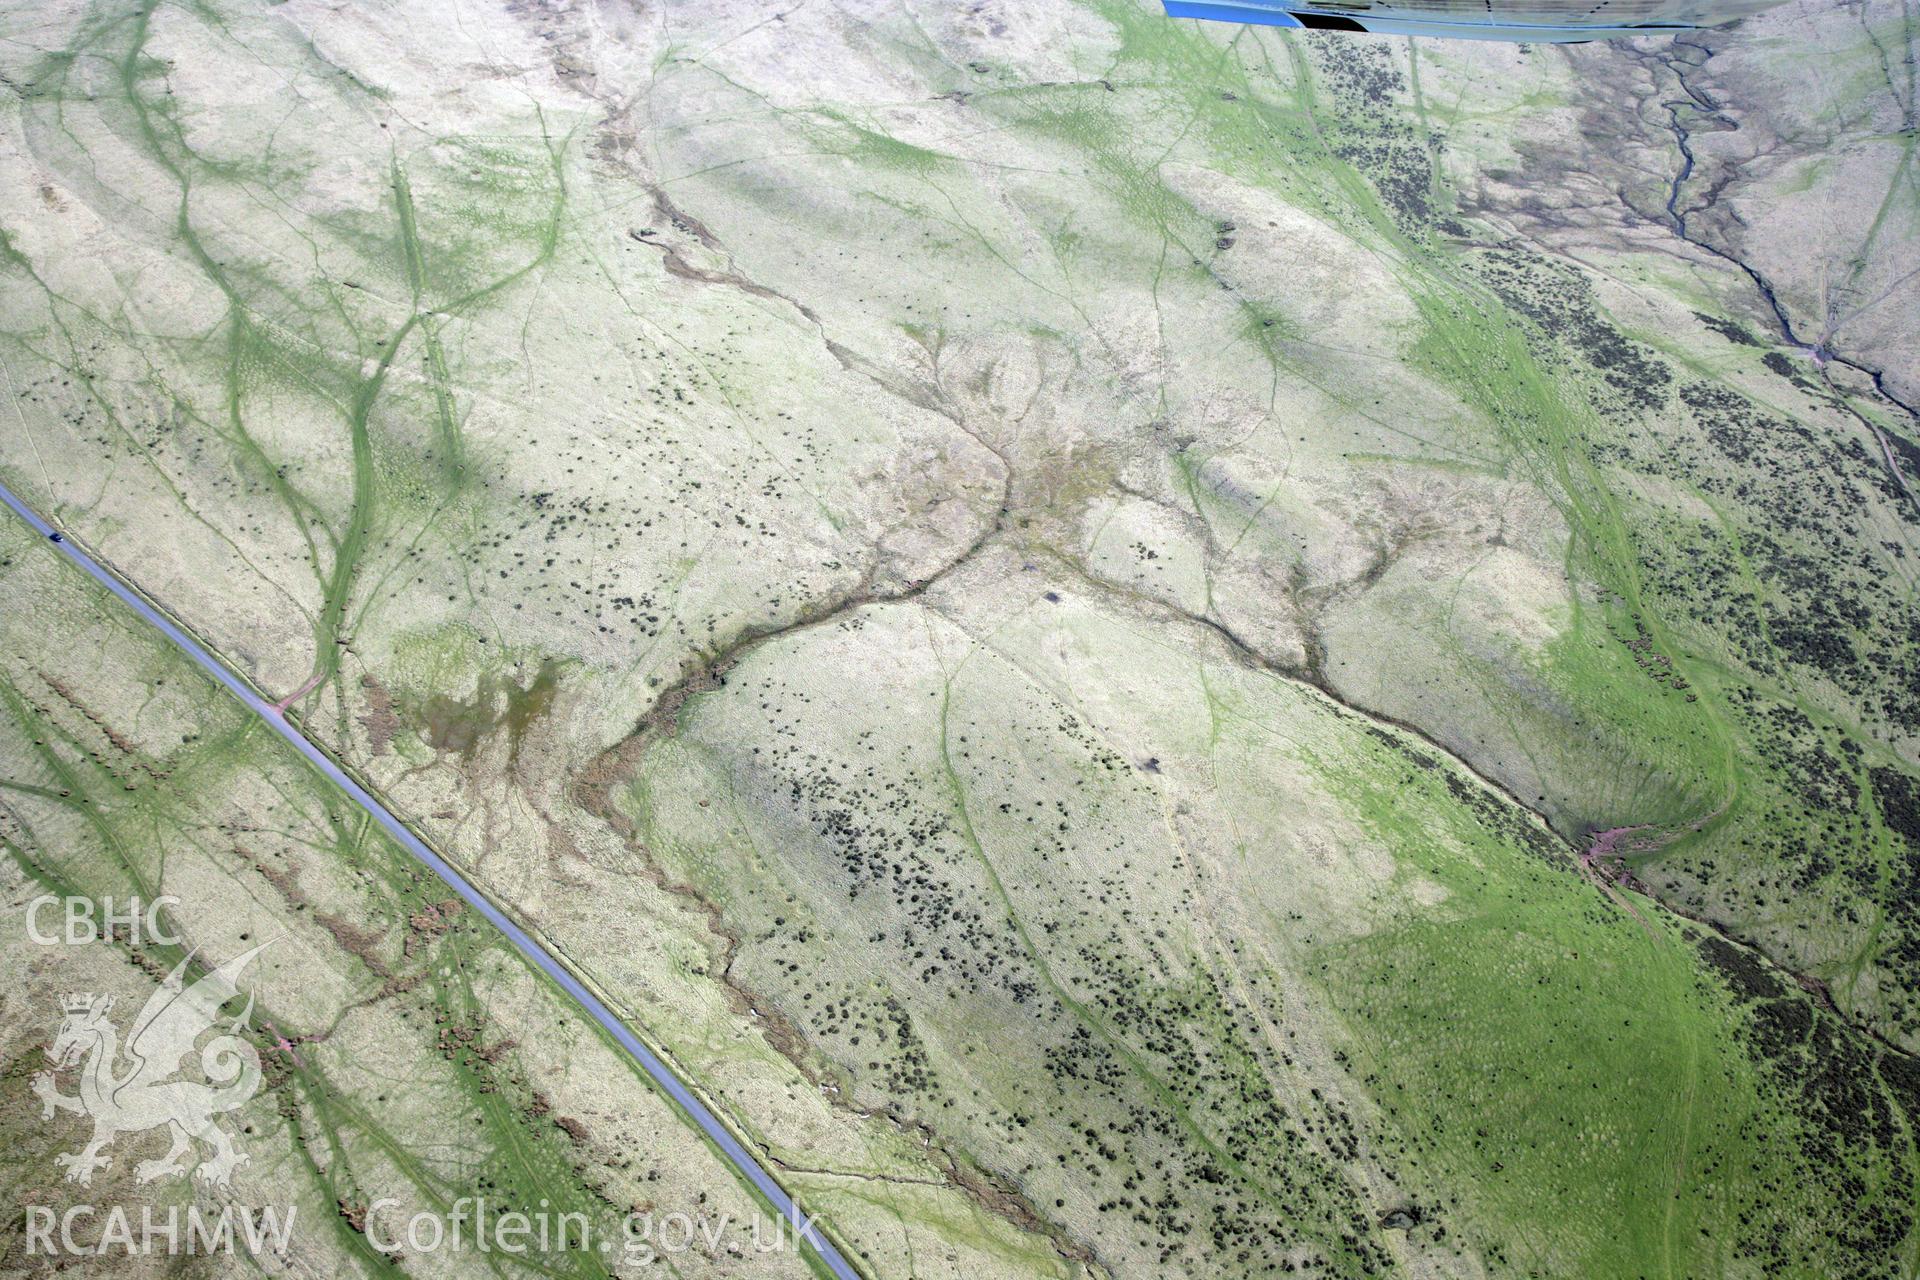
{"left": 1697, "top": 933, "right": 1788, "bottom": 1002}
{"left": 1693, "top": 310, "right": 1760, "bottom": 346}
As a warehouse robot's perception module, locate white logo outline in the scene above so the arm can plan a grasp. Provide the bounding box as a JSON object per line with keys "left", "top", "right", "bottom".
{"left": 34, "top": 942, "right": 271, "bottom": 1187}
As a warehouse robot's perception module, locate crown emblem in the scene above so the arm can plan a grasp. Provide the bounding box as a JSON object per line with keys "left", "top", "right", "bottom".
{"left": 60, "top": 993, "right": 98, "bottom": 1014}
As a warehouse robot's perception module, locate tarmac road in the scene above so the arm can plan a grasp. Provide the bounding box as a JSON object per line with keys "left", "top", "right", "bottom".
{"left": 0, "top": 478, "right": 862, "bottom": 1280}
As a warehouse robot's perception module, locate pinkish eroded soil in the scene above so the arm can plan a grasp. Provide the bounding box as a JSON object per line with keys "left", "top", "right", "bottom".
{"left": 263, "top": 1021, "right": 304, "bottom": 1067}
{"left": 1582, "top": 799, "right": 1731, "bottom": 880}
{"left": 271, "top": 669, "right": 325, "bottom": 714}
{"left": 1582, "top": 824, "right": 1657, "bottom": 866}
{"left": 1581, "top": 826, "right": 1664, "bottom": 934}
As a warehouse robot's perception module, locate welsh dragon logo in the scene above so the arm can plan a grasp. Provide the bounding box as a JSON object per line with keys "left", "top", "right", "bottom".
{"left": 33, "top": 942, "right": 270, "bottom": 1187}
